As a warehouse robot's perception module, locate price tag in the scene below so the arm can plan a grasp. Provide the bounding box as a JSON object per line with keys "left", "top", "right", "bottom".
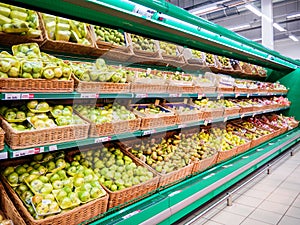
{"left": 133, "top": 5, "right": 154, "bottom": 19}
{"left": 247, "top": 93, "right": 250, "bottom": 98}
{"left": 256, "top": 148, "right": 263, "bottom": 152}
{"left": 122, "top": 210, "right": 141, "bottom": 219}
{"left": 222, "top": 164, "right": 233, "bottom": 168}
{"left": 143, "top": 129, "right": 156, "bottom": 135}
{"left": 217, "top": 93, "right": 223, "bottom": 99}
{"left": 5, "top": 93, "right": 21, "bottom": 100}
{"left": 204, "top": 120, "right": 208, "bottom": 126}
{"left": 94, "top": 136, "right": 111, "bottom": 143}
{"left": 252, "top": 113, "right": 256, "bottom": 117}
{"left": 0, "top": 151, "right": 8, "bottom": 160}
{"left": 203, "top": 173, "right": 216, "bottom": 180}
{"left": 12, "top": 147, "right": 44, "bottom": 158}
{"left": 168, "top": 190, "right": 182, "bottom": 197}
{"left": 235, "top": 93, "right": 240, "bottom": 98}
{"left": 21, "top": 93, "right": 34, "bottom": 99}
{"left": 241, "top": 114, "right": 245, "bottom": 118}
{"left": 178, "top": 124, "right": 187, "bottom": 128}
{"left": 224, "top": 117, "right": 228, "bottom": 122}
{"left": 49, "top": 145, "right": 58, "bottom": 151}
{"left": 242, "top": 156, "right": 249, "bottom": 159}
{"left": 169, "top": 93, "right": 182, "bottom": 97}
{"left": 198, "top": 93, "right": 205, "bottom": 99}
{"left": 135, "top": 93, "right": 148, "bottom": 98}
{"left": 80, "top": 93, "right": 99, "bottom": 98}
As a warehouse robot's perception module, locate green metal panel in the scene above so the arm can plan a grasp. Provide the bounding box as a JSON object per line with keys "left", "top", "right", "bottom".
{"left": 278, "top": 68, "right": 300, "bottom": 120}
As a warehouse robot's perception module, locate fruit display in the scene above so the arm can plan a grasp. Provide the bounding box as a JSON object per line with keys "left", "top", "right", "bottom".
{"left": 256, "top": 66, "right": 267, "bottom": 77}
{"left": 246, "top": 117, "right": 279, "bottom": 133}
{"left": 71, "top": 59, "right": 128, "bottom": 83}
{"left": 193, "top": 98, "right": 222, "bottom": 109}
{"left": 235, "top": 121, "right": 271, "bottom": 136}
{"left": 159, "top": 41, "right": 177, "bottom": 56}
{"left": 130, "top": 34, "right": 157, "bottom": 52}
{"left": 12, "top": 42, "right": 41, "bottom": 59}
{"left": 272, "top": 96, "right": 290, "bottom": 106}
{"left": 74, "top": 103, "right": 136, "bottom": 124}
{"left": 217, "top": 99, "right": 237, "bottom": 108}
{"left": 205, "top": 53, "right": 216, "bottom": 65}
{"left": 263, "top": 114, "right": 299, "bottom": 130}
{"left": 133, "top": 104, "right": 172, "bottom": 116}
{"left": 163, "top": 103, "right": 199, "bottom": 114}
{"left": 217, "top": 55, "right": 231, "bottom": 68}
{"left": 269, "top": 82, "right": 287, "bottom": 92}
{"left": 0, "top": 3, "right": 41, "bottom": 38}
{"left": 93, "top": 25, "right": 126, "bottom": 46}
{"left": 41, "top": 13, "right": 91, "bottom": 45}
{"left": 210, "top": 127, "right": 247, "bottom": 149}
{"left": 167, "top": 71, "right": 193, "bottom": 82}
{"left": 1, "top": 151, "right": 106, "bottom": 219}
{"left": 0, "top": 54, "right": 21, "bottom": 78}
{"left": 191, "top": 49, "right": 203, "bottom": 59}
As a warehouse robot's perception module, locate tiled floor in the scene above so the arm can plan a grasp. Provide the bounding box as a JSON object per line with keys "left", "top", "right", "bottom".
{"left": 176, "top": 148, "right": 300, "bottom": 225}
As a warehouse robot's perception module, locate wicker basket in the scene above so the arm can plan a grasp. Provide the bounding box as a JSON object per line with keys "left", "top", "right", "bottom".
{"left": 223, "top": 107, "right": 240, "bottom": 117}
{"left": 130, "top": 83, "right": 168, "bottom": 93}
{"left": 167, "top": 85, "right": 196, "bottom": 93}
{"left": 216, "top": 147, "right": 238, "bottom": 163}
{"left": 0, "top": 77, "right": 74, "bottom": 92}
{"left": 39, "top": 13, "right": 96, "bottom": 56}
{"left": 0, "top": 181, "right": 26, "bottom": 225}
{"left": 1, "top": 118, "right": 89, "bottom": 150}
{"left": 194, "top": 86, "right": 217, "bottom": 94}
{"left": 192, "top": 153, "right": 218, "bottom": 174}
{"left": 73, "top": 75, "right": 130, "bottom": 93}
{"left": 202, "top": 108, "right": 224, "bottom": 120}
{"left": 0, "top": 127, "right": 4, "bottom": 151}
{"left": 100, "top": 147, "right": 159, "bottom": 209}
{"left": 234, "top": 140, "right": 251, "bottom": 155}
{"left": 234, "top": 87, "right": 249, "bottom": 93}
{"left": 159, "top": 54, "right": 186, "bottom": 68}
{"left": 239, "top": 105, "right": 254, "bottom": 114}
{"left": 1, "top": 175, "right": 108, "bottom": 225}
{"left": 217, "top": 86, "right": 235, "bottom": 93}
{"left": 87, "top": 118, "right": 141, "bottom": 137}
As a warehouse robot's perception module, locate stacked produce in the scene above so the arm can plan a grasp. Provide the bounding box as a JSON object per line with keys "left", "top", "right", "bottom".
{"left": 0, "top": 44, "right": 72, "bottom": 80}
{"left": 235, "top": 121, "right": 271, "bottom": 136}
{"left": 71, "top": 146, "right": 155, "bottom": 192}
{"left": 93, "top": 26, "right": 126, "bottom": 46}
{"left": 210, "top": 127, "right": 247, "bottom": 149}
{"left": 194, "top": 98, "right": 223, "bottom": 109}
{"left": 262, "top": 114, "right": 298, "bottom": 129}
{"left": 191, "top": 49, "right": 203, "bottom": 59}
{"left": 272, "top": 96, "right": 290, "bottom": 106}
{"left": 71, "top": 58, "right": 130, "bottom": 83}
{"left": 246, "top": 117, "right": 278, "bottom": 133}
{"left": 74, "top": 103, "right": 136, "bottom": 124}
{"left": 0, "top": 3, "right": 41, "bottom": 38}
{"left": 133, "top": 104, "right": 171, "bottom": 116}
{"left": 130, "top": 34, "right": 156, "bottom": 52}
{"left": 226, "top": 123, "right": 261, "bottom": 141}
{"left": 159, "top": 41, "right": 177, "bottom": 56}
{"left": 1, "top": 152, "right": 106, "bottom": 219}
{"left": 167, "top": 71, "right": 193, "bottom": 82}
{"left": 205, "top": 53, "right": 216, "bottom": 65}
{"left": 0, "top": 101, "right": 84, "bottom": 131}
{"left": 217, "top": 55, "right": 231, "bottom": 68}
{"left": 41, "top": 13, "right": 91, "bottom": 45}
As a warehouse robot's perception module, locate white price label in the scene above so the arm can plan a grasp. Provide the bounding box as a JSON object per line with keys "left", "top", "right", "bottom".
{"left": 143, "top": 129, "right": 156, "bottom": 135}
{"left": 94, "top": 136, "right": 111, "bottom": 143}
{"left": 178, "top": 124, "right": 187, "bottom": 128}
{"left": 222, "top": 164, "right": 233, "bottom": 168}
{"left": 235, "top": 93, "right": 240, "bottom": 98}
{"left": 242, "top": 156, "right": 249, "bottom": 159}
{"left": 21, "top": 93, "right": 34, "bottom": 99}
{"left": 203, "top": 173, "right": 216, "bottom": 180}
{"left": 252, "top": 113, "right": 256, "bottom": 117}
{"left": 197, "top": 93, "right": 204, "bottom": 99}
{"left": 247, "top": 93, "right": 250, "bottom": 98}
{"left": 133, "top": 5, "right": 154, "bottom": 19}
{"left": 168, "top": 190, "right": 182, "bottom": 197}
{"left": 80, "top": 93, "right": 99, "bottom": 98}
{"left": 12, "top": 147, "right": 44, "bottom": 158}
{"left": 5, "top": 93, "right": 21, "bottom": 100}
{"left": 224, "top": 117, "right": 228, "bottom": 122}
{"left": 204, "top": 120, "right": 209, "bottom": 126}
{"left": 49, "top": 145, "right": 58, "bottom": 151}
{"left": 256, "top": 148, "right": 263, "bottom": 152}
{"left": 135, "top": 93, "right": 148, "bottom": 98}
{"left": 241, "top": 114, "right": 245, "bottom": 118}
{"left": 169, "top": 93, "right": 182, "bottom": 97}
{"left": 217, "top": 94, "right": 223, "bottom": 99}
{"left": 0, "top": 152, "right": 8, "bottom": 160}
{"left": 122, "top": 210, "right": 141, "bottom": 219}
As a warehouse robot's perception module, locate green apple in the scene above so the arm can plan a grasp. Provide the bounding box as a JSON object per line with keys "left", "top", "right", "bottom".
{"left": 73, "top": 177, "right": 84, "bottom": 187}
{"left": 38, "top": 175, "right": 49, "bottom": 183}
{"left": 17, "top": 183, "right": 29, "bottom": 193}
{"left": 52, "top": 180, "right": 64, "bottom": 189}
{"left": 30, "top": 179, "right": 44, "bottom": 192}
{"left": 50, "top": 173, "right": 60, "bottom": 183}
{"left": 78, "top": 190, "right": 90, "bottom": 202}
{"left": 46, "top": 161, "right": 56, "bottom": 171}
{"left": 90, "top": 186, "right": 103, "bottom": 198}
{"left": 19, "top": 172, "right": 29, "bottom": 183}
{"left": 110, "top": 184, "right": 118, "bottom": 191}
{"left": 49, "top": 201, "right": 60, "bottom": 212}
{"left": 40, "top": 183, "right": 53, "bottom": 194}
{"left": 22, "top": 62, "right": 33, "bottom": 73}
{"left": 33, "top": 153, "right": 43, "bottom": 162}
{"left": 7, "top": 172, "right": 19, "bottom": 184}
{"left": 3, "top": 166, "right": 15, "bottom": 177}
{"left": 60, "top": 197, "right": 72, "bottom": 209}
{"left": 43, "top": 68, "right": 55, "bottom": 79}
{"left": 56, "top": 189, "right": 67, "bottom": 201}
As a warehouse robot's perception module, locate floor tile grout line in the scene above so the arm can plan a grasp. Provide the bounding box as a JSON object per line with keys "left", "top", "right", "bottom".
{"left": 276, "top": 192, "right": 300, "bottom": 225}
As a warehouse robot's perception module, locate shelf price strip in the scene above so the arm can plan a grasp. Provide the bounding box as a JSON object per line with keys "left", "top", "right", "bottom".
{"left": 0, "top": 151, "right": 8, "bottom": 160}
{"left": 80, "top": 93, "right": 99, "bottom": 98}
{"left": 94, "top": 136, "right": 112, "bottom": 143}
{"left": 12, "top": 147, "right": 44, "bottom": 158}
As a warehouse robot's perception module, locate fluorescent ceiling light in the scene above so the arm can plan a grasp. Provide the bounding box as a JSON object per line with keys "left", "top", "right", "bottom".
{"left": 245, "top": 4, "right": 263, "bottom": 17}
{"left": 191, "top": 5, "right": 219, "bottom": 15}
{"left": 289, "top": 35, "right": 299, "bottom": 42}
{"left": 273, "top": 23, "right": 286, "bottom": 32}
{"left": 287, "top": 12, "right": 300, "bottom": 19}
{"left": 229, "top": 24, "right": 251, "bottom": 31}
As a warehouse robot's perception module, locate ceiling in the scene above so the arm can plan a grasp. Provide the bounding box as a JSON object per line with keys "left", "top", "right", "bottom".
{"left": 169, "top": 0, "right": 300, "bottom": 44}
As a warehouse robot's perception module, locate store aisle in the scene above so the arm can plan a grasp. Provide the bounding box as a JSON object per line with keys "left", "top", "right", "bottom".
{"left": 177, "top": 149, "right": 300, "bottom": 225}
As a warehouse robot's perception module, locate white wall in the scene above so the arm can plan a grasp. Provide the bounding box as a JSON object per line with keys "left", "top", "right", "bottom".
{"left": 275, "top": 39, "right": 300, "bottom": 60}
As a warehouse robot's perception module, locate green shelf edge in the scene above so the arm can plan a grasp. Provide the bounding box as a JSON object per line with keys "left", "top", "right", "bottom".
{"left": 0, "top": 92, "right": 286, "bottom": 100}
{"left": 83, "top": 127, "right": 300, "bottom": 225}
{"left": 3, "top": 106, "right": 290, "bottom": 159}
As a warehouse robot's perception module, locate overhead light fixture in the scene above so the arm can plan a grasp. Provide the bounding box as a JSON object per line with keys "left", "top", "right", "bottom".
{"left": 191, "top": 5, "right": 220, "bottom": 15}
{"left": 289, "top": 35, "right": 299, "bottom": 42}
{"left": 273, "top": 23, "right": 286, "bottom": 32}
{"left": 229, "top": 24, "right": 251, "bottom": 31}
{"left": 287, "top": 12, "right": 300, "bottom": 19}
{"left": 245, "top": 4, "right": 263, "bottom": 17}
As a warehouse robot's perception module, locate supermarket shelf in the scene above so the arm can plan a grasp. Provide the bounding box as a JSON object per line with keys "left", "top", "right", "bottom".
{"left": 85, "top": 127, "right": 300, "bottom": 225}
{"left": 0, "top": 92, "right": 287, "bottom": 100}
{"left": 3, "top": 107, "right": 289, "bottom": 159}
